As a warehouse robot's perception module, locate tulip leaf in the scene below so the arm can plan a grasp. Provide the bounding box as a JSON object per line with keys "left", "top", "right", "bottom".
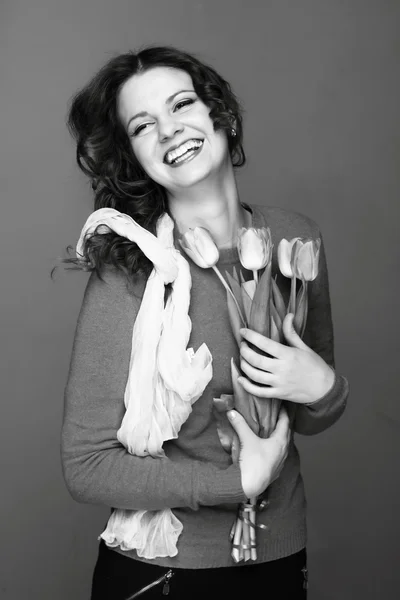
{"left": 212, "top": 395, "right": 239, "bottom": 461}
{"left": 296, "top": 279, "right": 305, "bottom": 304}
{"left": 239, "top": 270, "right": 246, "bottom": 285}
{"left": 242, "top": 279, "right": 256, "bottom": 300}
{"left": 226, "top": 290, "right": 243, "bottom": 346}
{"left": 232, "top": 266, "right": 240, "bottom": 284}
{"left": 270, "top": 303, "right": 282, "bottom": 342}
{"left": 213, "top": 394, "right": 235, "bottom": 412}
{"left": 300, "top": 285, "right": 309, "bottom": 338}
{"left": 267, "top": 398, "right": 282, "bottom": 438}
{"left": 249, "top": 262, "right": 271, "bottom": 337}
{"left": 225, "top": 270, "right": 245, "bottom": 315}
{"left": 294, "top": 280, "right": 307, "bottom": 336}
{"left": 241, "top": 285, "right": 253, "bottom": 323}
{"left": 271, "top": 277, "right": 286, "bottom": 322}
{"left": 231, "top": 359, "right": 259, "bottom": 434}
{"left": 254, "top": 397, "right": 271, "bottom": 438}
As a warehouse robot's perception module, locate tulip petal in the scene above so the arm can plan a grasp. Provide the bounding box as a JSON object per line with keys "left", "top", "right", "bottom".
{"left": 291, "top": 239, "right": 320, "bottom": 282}
{"left": 277, "top": 239, "right": 294, "bottom": 278}
{"left": 179, "top": 227, "right": 219, "bottom": 269}
{"left": 237, "top": 227, "right": 272, "bottom": 271}
{"left": 193, "top": 227, "right": 219, "bottom": 267}
{"left": 178, "top": 240, "right": 209, "bottom": 268}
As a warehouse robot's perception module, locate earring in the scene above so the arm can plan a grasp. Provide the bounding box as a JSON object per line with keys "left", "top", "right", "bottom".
{"left": 231, "top": 128, "right": 237, "bottom": 137}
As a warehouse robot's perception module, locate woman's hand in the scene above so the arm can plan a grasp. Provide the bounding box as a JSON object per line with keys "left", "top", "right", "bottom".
{"left": 239, "top": 313, "right": 335, "bottom": 405}
{"left": 228, "top": 406, "right": 290, "bottom": 498}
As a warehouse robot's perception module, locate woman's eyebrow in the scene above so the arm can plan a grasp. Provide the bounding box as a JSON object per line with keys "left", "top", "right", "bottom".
{"left": 127, "top": 89, "right": 195, "bottom": 128}
{"left": 165, "top": 89, "right": 194, "bottom": 104}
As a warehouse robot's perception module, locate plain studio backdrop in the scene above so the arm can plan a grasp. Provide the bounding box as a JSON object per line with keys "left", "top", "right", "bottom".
{"left": 1, "top": 1, "right": 399, "bottom": 598}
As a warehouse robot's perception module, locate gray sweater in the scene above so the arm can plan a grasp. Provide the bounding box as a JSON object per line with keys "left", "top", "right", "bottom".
{"left": 61, "top": 204, "right": 349, "bottom": 569}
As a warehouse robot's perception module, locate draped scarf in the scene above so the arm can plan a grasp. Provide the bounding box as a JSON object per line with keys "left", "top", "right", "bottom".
{"left": 76, "top": 208, "right": 213, "bottom": 558}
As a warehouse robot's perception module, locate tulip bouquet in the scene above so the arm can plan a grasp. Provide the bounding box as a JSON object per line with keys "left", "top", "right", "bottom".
{"left": 179, "top": 224, "right": 320, "bottom": 562}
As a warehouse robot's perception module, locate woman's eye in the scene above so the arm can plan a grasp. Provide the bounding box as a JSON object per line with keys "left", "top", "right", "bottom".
{"left": 174, "top": 98, "right": 195, "bottom": 111}
{"left": 131, "top": 123, "right": 152, "bottom": 137}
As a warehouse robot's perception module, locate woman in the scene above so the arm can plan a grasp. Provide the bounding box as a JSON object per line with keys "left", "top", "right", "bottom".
{"left": 62, "top": 46, "right": 349, "bottom": 599}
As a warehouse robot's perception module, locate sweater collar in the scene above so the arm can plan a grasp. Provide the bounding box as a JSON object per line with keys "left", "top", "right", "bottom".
{"left": 172, "top": 202, "right": 265, "bottom": 266}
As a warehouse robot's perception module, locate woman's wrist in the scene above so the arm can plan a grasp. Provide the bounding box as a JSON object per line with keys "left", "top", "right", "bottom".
{"left": 305, "top": 365, "right": 336, "bottom": 405}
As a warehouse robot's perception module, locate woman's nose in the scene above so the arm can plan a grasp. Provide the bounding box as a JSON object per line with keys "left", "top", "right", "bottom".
{"left": 158, "top": 118, "right": 184, "bottom": 142}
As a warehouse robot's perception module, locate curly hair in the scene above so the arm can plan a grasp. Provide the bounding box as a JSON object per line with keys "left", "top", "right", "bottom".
{"left": 66, "top": 45, "right": 246, "bottom": 278}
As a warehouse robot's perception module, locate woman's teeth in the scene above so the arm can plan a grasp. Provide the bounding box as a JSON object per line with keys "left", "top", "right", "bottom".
{"left": 165, "top": 139, "right": 203, "bottom": 164}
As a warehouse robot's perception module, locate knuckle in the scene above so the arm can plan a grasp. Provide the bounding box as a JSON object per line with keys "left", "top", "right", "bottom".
{"left": 254, "top": 354, "right": 264, "bottom": 369}
{"left": 240, "top": 342, "right": 249, "bottom": 356}
{"left": 240, "top": 358, "right": 248, "bottom": 373}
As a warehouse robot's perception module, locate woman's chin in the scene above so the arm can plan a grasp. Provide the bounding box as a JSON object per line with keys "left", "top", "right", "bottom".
{"left": 164, "top": 166, "right": 215, "bottom": 191}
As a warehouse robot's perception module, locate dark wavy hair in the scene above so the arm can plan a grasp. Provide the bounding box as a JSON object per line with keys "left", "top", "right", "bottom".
{"left": 66, "top": 45, "right": 246, "bottom": 278}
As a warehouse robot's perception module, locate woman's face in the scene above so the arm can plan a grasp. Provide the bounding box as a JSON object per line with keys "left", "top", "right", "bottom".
{"left": 117, "top": 67, "right": 231, "bottom": 193}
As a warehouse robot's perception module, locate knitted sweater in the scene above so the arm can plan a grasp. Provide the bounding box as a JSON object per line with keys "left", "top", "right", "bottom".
{"left": 61, "top": 203, "right": 349, "bottom": 569}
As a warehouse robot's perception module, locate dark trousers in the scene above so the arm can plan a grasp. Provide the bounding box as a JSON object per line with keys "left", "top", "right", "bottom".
{"left": 91, "top": 541, "right": 308, "bottom": 600}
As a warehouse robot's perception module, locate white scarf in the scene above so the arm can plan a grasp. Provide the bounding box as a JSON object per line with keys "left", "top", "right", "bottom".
{"left": 77, "top": 208, "right": 213, "bottom": 558}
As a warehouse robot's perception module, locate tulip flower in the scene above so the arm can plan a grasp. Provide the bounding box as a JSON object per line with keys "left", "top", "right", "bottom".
{"left": 237, "top": 227, "right": 273, "bottom": 280}
{"left": 277, "top": 237, "right": 301, "bottom": 278}
{"left": 179, "top": 227, "right": 246, "bottom": 326}
{"left": 278, "top": 237, "right": 320, "bottom": 321}
{"left": 179, "top": 227, "right": 220, "bottom": 268}
{"left": 291, "top": 238, "right": 321, "bottom": 282}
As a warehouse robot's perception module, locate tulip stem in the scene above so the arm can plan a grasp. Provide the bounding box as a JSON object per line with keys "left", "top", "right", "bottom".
{"left": 289, "top": 275, "right": 297, "bottom": 316}
{"left": 213, "top": 266, "right": 246, "bottom": 327}
{"left": 253, "top": 270, "right": 258, "bottom": 284}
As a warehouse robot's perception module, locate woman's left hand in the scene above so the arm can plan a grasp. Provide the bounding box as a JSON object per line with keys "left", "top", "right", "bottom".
{"left": 239, "top": 313, "right": 335, "bottom": 405}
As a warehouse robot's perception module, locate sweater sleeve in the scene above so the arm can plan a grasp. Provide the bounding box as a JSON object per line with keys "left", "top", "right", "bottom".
{"left": 61, "top": 268, "right": 246, "bottom": 511}
{"left": 292, "top": 231, "right": 349, "bottom": 435}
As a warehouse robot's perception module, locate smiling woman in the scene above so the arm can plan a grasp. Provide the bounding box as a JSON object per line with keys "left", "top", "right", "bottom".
{"left": 66, "top": 46, "right": 245, "bottom": 279}
{"left": 118, "top": 67, "right": 231, "bottom": 191}
{"left": 62, "top": 45, "right": 348, "bottom": 600}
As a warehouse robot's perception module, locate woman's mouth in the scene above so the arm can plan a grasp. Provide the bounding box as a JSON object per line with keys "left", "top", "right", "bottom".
{"left": 164, "top": 139, "right": 204, "bottom": 167}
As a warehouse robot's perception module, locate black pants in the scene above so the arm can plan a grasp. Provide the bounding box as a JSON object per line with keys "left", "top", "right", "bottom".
{"left": 91, "top": 541, "right": 308, "bottom": 600}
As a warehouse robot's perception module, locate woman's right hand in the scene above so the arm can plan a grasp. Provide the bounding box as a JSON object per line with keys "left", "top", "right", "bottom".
{"left": 227, "top": 406, "right": 291, "bottom": 498}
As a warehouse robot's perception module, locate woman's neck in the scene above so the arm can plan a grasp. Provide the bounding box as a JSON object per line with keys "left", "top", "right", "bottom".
{"left": 167, "top": 173, "right": 251, "bottom": 249}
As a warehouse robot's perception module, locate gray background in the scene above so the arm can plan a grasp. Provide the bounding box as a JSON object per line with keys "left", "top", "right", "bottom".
{"left": 1, "top": 0, "right": 399, "bottom": 598}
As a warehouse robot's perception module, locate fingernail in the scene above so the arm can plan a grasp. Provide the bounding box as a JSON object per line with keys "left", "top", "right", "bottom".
{"left": 237, "top": 377, "right": 244, "bottom": 385}
{"left": 227, "top": 410, "right": 236, "bottom": 420}
{"left": 239, "top": 328, "right": 247, "bottom": 336}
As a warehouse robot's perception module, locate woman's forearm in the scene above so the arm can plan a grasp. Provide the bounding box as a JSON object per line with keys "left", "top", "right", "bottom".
{"left": 61, "top": 267, "right": 245, "bottom": 511}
